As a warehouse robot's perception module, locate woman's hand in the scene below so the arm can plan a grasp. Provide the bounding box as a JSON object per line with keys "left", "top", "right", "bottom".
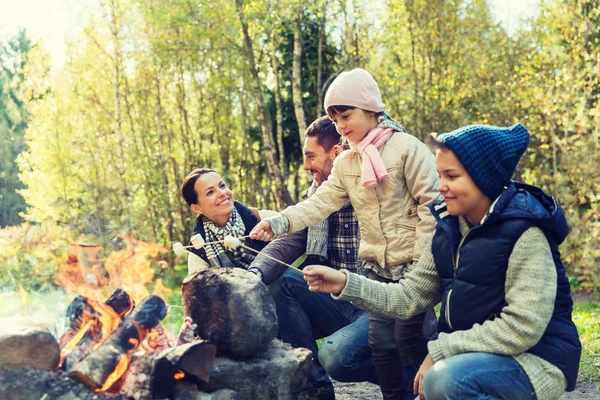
{"left": 249, "top": 220, "right": 275, "bottom": 242}
{"left": 414, "top": 353, "right": 434, "bottom": 400}
{"left": 303, "top": 265, "right": 348, "bottom": 295}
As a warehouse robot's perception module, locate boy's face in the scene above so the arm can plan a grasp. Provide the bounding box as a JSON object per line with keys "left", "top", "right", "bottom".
{"left": 436, "top": 148, "right": 491, "bottom": 224}
{"left": 329, "top": 108, "right": 378, "bottom": 145}
{"left": 303, "top": 136, "right": 341, "bottom": 186}
{"left": 190, "top": 172, "right": 234, "bottom": 221}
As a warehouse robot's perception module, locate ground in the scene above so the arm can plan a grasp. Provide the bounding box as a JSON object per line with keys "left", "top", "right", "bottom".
{"left": 331, "top": 380, "right": 600, "bottom": 399}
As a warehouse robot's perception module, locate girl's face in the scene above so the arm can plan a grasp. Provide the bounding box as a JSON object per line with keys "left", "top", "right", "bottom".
{"left": 191, "top": 172, "right": 234, "bottom": 223}
{"left": 436, "top": 148, "right": 492, "bottom": 224}
{"left": 330, "top": 108, "right": 378, "bottom": 145}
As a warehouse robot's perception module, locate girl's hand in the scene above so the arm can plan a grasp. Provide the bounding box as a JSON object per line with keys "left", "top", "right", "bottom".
{"left": 414, "top": 353, "right": 434, "bottom": 400}
{"left": 250, "top": 220, "right": 275, "bottom": 241}
{"left": 303, "top": 265, "right": 348, "bottom": 295}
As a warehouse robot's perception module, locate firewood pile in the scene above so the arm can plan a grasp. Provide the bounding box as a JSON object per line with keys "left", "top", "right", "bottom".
{"left": 58, "top": 289, "right": 216, "bottom": 399}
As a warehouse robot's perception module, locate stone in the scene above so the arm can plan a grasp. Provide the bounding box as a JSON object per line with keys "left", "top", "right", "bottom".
{"left": 173, "top": 381, "right": 239, "bottom": 400}
{"left": 199, "top": 339, "right": 312, "bottom": 400}
{"left": 182, "top": 268, "right": 278, "bottom": 358}
{"left": 0, "top": 316, "right": 60, "bottom": 371}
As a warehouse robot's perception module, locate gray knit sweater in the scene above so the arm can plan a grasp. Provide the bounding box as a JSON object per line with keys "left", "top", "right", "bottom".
{"left": 334, "top": 218, "right": 568, "bottom": 400}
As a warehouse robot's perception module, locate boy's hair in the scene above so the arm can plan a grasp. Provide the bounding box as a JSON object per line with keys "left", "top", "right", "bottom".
{"left": 305, "top": 116, "right": 342, "bottom": 152}
{"left": 181, "top": 168, "right": 216, "bottom": 207}
{"left": 427, "top": 133, "right": 450, "bottom": 151}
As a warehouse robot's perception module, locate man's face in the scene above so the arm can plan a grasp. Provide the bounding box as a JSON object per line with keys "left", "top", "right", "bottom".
{"left": 303, "top": 136, "right": 338, "bottom": 186}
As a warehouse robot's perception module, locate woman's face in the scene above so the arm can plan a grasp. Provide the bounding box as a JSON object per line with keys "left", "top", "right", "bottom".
{"left": 436, "top": 148, "right": 491, "bottom": 224}
{"left": 191, "top": 172, "right": 234, "bottom": 222}
{"left": 329, "top": 108, "right": 378, "bottom": 145}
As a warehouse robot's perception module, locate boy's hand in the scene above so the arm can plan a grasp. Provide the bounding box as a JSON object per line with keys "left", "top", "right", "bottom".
{"left": 250, "top": 220, "right": 275, "bottom": 242}
{"left": 303, "top": 265, "right": 348, "bottom": 295}
{"left": 414, "top": 353, "right": 434, "bottom": 400}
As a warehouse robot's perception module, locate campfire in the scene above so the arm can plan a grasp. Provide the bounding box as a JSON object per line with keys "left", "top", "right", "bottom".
{"left": 0, "top": 236, "right": 314, "bottom": 400}
{"left": 57, "top": 288, "right": 216, "bottom": 399}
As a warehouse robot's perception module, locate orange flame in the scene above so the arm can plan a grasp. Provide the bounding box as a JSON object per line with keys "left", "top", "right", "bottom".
{"left": 56, "top": 235, "right": 168, "bottom": 305}
{"left": 58, "top": 319, "right": 94, "bottom": 369}
{"left": 174, "top": 370, "right": 185, "bottom": 380}
{"left": 97, "top": 354, "right": 131, "bottom": 392}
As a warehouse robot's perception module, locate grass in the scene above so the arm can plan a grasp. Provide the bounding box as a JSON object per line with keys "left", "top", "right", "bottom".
{"left": 572, "top": 301, "right": 600, "bottom": 384}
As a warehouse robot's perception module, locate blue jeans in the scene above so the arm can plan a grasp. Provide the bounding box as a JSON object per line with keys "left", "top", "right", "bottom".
{"left": 422, "top": 352, "right": 537, "bottom": 400}
{"left": 271, "top": 268, "right": 378, "bottom": 395}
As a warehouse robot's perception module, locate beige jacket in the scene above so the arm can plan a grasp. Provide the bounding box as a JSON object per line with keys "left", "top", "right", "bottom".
{"left": 282, "top": 132, "right": 440, "bottom": 278}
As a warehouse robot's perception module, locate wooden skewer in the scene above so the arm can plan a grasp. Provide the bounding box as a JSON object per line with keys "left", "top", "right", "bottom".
{"left": 239, "top": 243, "right": 299, "bottom": 270}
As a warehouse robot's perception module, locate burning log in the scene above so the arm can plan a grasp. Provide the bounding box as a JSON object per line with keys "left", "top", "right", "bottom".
{"left": 62, "top": 289, "right": 134, "bottom": 370}
{"left": 59, "top": 295, "right": 98, "bottom": 349}
{"left": 120, "top": 340, "right": 217, "bottom": 399}
{"left": 69, "top": 295, "right": 167, "bottom": 391}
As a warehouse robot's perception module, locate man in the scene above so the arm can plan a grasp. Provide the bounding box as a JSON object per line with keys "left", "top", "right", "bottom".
{"left": 248, "top": 116, "right": 378, "bottom": 400}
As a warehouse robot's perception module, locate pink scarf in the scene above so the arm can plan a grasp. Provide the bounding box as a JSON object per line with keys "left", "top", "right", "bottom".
{"left": 350, "top": 127, "right": 395, "bottom": 187}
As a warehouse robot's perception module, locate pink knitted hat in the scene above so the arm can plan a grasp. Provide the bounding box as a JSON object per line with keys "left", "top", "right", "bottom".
{"left": 324, "top": 68, "right": 384, "bottom": 113}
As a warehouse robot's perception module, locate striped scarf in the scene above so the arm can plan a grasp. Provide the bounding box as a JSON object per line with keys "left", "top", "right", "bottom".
{"left": 202, "top": 208, "right": 255, "bottom": 269}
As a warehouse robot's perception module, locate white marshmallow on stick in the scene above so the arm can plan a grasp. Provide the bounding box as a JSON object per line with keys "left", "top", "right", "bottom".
{"left": 190, "top": 234, "right": 205, "bottom": 249}
{"left": 223, "top": 235, "right": 242, "bottom": 250}
{"left": 172, "top": 242, "right": 185, "bottom": 255}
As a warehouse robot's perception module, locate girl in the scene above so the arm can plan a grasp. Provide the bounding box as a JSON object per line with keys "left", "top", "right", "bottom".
{"left": 251, "top": 68, "right": 440, "bottom": 399}
{"left": 303, "top": 124, "right": 582, "bottom": 400}
{"left": 181, "top": 168, "right": 273, "bottom": 278}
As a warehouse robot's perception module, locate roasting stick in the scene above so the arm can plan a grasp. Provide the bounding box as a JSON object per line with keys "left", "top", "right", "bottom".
{"left": 237, "top": 243, "right": 299, "bottom": 270}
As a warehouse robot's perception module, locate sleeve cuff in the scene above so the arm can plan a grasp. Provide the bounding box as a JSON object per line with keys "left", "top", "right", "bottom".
{"left": 265, "top": 213, "right": 290, "bottom": 237}
{"left": 427, "top": 336, "right": 448, "bottom": 362}
{"left": 331, "top": 270, "right": 362, "bottom": 301}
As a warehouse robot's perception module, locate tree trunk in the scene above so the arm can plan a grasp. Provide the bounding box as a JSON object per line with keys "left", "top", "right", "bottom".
{"left": 235, "top": 0, "right": 293, "bottom": 207}
{"left": 293, "top": 2, "right": 307, "bottom": 142}
{"left": 316, "top": 1, "right": 328, "bottom": 118}
{"left": 270, "top": 42, "right": 285, "bottom": 171}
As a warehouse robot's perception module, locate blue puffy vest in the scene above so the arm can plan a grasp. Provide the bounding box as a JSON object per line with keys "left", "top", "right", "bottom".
{"left": 430, "top": 182, "right": 581, "bottom": 391}
{"left": 187, "top": 200, "right": 267, "bottom": 266}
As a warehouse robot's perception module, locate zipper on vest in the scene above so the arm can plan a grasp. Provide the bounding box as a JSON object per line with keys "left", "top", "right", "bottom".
{"left": 445, "top": 289, "right": 453, "bottom": 330}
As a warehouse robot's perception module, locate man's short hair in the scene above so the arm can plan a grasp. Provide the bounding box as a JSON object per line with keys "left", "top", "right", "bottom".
{"left": 181, "top": 168, "right": 215, "bottom": 207}
{"left": 305, "top": 116, "right": 341, "bottom": 152}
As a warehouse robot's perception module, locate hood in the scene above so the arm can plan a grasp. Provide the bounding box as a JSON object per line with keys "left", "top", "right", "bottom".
{"left": 487, "top": 181, "right": 569, "bottom": 245}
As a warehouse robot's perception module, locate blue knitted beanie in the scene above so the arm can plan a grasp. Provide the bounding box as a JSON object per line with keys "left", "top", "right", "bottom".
{"left": 438, "top": 124, "right": 530, "bottom": 200}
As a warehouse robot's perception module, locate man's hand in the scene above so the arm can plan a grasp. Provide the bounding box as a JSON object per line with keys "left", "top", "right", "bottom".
{"left": 414, "top": 353, "right": 434, "bottom": 400}
{"left": 302, "top": 265, "right": 348, "bottom": 295}
{"left": 250, "top": 220, "right": 275, "bottom": 242}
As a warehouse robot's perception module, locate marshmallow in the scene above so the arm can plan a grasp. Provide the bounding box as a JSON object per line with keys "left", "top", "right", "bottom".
{"left": 223, "top": 235, "right": 242, "bottom": 250}
{"left": 172, "top": 242, "right": 185, "bottom": 255}
{"left": 190, "top": 234, "right": 205, "bottom": 249}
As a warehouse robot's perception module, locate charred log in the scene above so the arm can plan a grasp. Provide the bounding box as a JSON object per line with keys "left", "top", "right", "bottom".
{"left": 58, "top": 295, "right": 98, "bottom": 349}
{"left": 62, "top": 289, "right": 134, "bottom": 371}
{"left": 69, "top": 296, "right": 167, "bottom": 391}
{"left": 120, "top": 341, "right": 216, "bottom": 399}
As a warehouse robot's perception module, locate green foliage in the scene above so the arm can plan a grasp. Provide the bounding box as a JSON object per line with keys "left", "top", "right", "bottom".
{"left": 572, "top": 301, "right": 600, "bottom": 383}
{"left": 0, "top": 223, "right": 73, "bottom": 291}
{"left": 0, "top": 30, "right": 33, "bottom": 227}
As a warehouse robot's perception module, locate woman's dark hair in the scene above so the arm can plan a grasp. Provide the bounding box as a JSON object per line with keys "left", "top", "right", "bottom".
{"left": 181, "top": 168, "right": 216, "bottom": 207}
{"left": 427, "top": 133, "right": 450, "bottom": 151}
